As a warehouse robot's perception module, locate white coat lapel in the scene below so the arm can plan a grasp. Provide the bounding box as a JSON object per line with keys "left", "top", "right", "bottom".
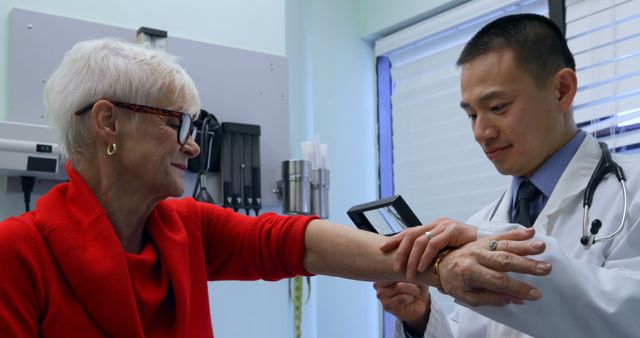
{"left": 492, "top": 185, "right": 513, "bottom": 223}
{"left": 535, "top": 136, "right": 602, "bottom": 234}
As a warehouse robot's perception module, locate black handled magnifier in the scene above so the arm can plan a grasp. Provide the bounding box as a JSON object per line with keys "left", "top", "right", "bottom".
{"left": 347, "top": 195, "right": 421, "bottom": 236}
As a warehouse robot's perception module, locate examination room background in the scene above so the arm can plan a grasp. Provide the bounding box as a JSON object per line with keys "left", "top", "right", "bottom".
{"left": 0, "top": 0, "right": 469, "bottom": 337}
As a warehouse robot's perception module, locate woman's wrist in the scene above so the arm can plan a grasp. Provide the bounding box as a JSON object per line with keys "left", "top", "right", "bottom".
{"left": 418, "top": 248, "right": 452, "bottom": 288}
{"left": 433, "top": 249, "right": 453, "bottom": 294}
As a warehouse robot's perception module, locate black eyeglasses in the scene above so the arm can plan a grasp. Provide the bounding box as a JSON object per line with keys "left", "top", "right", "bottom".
{"left": 74, "top": 101, "right": 196, "bottom": 146}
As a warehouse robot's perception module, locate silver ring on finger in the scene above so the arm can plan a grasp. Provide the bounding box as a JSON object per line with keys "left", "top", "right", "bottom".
{"left": 488, "top": 239, "right": 498, "bottom": 251}
{"left": 424, "top": 231, "right": 434, "bottom": 240}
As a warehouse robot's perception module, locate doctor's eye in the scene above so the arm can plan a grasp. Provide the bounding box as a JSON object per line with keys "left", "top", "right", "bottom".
{"left": 490, "top": 103, "right": 508, "bottom": 113}
{"left": 467, "top": 114, "right": 477, "bottom": 121}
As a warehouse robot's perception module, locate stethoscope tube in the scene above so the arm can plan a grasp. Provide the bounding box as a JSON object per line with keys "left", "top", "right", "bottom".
{"left": 602, "top": 180, "right": 627, "bottom": 242}
{"left": 580, "top": 142, "right": 628, "bottom": 247}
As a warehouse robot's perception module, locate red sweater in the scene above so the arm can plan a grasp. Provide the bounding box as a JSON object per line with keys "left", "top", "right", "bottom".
{"left": 0, "top": 166, "right": 314, "bottom": 337}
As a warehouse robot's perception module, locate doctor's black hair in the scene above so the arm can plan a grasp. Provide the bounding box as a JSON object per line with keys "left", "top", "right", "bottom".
{"left": 456, "top": 13, "right": 576, "bottom": 88}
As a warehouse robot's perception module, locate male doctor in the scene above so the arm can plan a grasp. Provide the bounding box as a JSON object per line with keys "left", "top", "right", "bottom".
{"left": 375, "top": 13, "right": 640, "bottom": 338}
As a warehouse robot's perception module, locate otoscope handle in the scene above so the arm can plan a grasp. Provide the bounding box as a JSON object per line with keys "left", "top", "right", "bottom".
{"left": 252, "top": 167, "right": 262, "bottom": 215}
{"left": 223, "top": 181, "right": 233, "bottom": 208}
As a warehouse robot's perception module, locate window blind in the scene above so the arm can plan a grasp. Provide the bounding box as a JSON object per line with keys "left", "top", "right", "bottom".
{"left": 567, "top": 0, "right": 640, "bottom": 151}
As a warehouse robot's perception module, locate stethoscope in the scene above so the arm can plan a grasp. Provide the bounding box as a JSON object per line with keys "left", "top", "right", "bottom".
{"left": 580, "top": 142, "right": 627, "bottom": 248}
{"left": 488, "top": 142, "right": 627, "bottom": 248}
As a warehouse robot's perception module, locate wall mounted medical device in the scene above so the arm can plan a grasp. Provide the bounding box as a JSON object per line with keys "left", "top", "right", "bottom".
{"left": 347, "top": 195, "right": 421, "bottom": 235}
{"left": 0, "top": 121, "right": 66, "bottom": 211}
{"left": 220, "top": 122, "right": 261, "bottom": 215}
{"left": 188, "top": 109, "right": 222, "bottom": 204}
{"left": 274, "top": 160, "right": 330, "bottom": 219}
{"left": 279, "top": 160, "right": 311, "bottom": 215}
{"left": 310, "top": 167, "right": 329, "bottom": 218}
{"left": 136, "top": 26, "right": 167, "bottom": 50}
{"left": 0, "top": 121, "right": 64, "bottom": 180}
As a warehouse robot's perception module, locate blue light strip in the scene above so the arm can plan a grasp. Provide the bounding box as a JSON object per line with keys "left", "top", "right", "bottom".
{"left": 377, "top": 56, "right": 394, "bottom": 199}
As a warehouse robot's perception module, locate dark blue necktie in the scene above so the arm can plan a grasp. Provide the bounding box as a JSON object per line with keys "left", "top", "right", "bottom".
{"left": 514, "top": 180, "right": 541, "bottom": 227}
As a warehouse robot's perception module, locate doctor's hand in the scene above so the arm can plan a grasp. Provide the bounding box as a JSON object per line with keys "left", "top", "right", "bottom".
{"left": 437, "top": 232, "right": 551, "bottom": 307}
{"left": 380, "top": 218, "right": 479, "bottom": 281}
{"left": 373, "top": 281, "right": 429, "bottom": 335}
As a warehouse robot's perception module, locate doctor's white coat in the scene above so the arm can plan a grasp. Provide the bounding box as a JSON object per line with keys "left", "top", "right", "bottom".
{"left": 397, "top": 135, "right": 640, "bottom": 338}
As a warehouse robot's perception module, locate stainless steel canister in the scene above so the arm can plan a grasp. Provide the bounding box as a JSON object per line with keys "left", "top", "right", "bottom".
{"left": 282, "top": 160, "right": 311, "bottom": 215}
{"left": 311, "top": 168, "right": 330, "bottom": 219}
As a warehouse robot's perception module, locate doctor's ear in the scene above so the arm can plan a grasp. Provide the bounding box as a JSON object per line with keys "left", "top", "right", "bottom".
{"left": 554, "top": 68, "right": 577, "bottom": 114}
{"left": 90, "top": 100, "right": 118, "bottom": 143}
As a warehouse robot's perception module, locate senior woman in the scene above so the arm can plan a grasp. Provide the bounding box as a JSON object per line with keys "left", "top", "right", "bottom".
{"left": 0, "top": 38, "right": 547, "bottom": 337}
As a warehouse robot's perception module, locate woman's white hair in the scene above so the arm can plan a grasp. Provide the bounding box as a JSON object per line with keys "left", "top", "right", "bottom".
{"left": 44, "top": 37, "right": 201, "bottom": 164}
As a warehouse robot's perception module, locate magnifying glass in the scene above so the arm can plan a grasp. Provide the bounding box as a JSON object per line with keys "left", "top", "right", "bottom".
{"left": 347, "top": 195, "right": 421, "bottom": 236}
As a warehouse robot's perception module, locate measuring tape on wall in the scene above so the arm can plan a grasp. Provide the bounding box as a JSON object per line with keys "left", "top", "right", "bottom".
{"left": 289, "top": 276, "right": 311, "bottom": 338}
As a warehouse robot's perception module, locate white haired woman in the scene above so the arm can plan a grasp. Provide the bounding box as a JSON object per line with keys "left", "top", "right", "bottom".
{"left": 0, "top": 38, "right": 546, "bottom": 337}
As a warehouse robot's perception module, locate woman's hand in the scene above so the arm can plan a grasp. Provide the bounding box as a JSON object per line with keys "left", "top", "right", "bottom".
{"left": 379, "top": 217, "right": 478, "bottom": 281}
{"left": 373, "top": 281, "right": 429, "bottom": 334}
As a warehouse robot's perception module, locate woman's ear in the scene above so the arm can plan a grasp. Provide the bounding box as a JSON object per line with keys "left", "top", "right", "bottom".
{"left": 91, "top": 100, "right": 117, "bottom": 144}
{"left": 555, "top": 68, "right": 578, "bottom": 114}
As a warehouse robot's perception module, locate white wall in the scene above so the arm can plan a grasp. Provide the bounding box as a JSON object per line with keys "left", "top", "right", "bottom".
{"left": 0, "top": 0, "right": 285, "bottom": 122}
{"left": 287, "top": 0, "right": 379, "bottom": 337}
{"left": 0, "top": 0, "right": 11, "bottom": 120}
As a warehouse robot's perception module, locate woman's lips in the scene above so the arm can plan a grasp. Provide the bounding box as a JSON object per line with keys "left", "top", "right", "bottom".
{"left": 171, "top": 163, "right": 187, "bottom": 171}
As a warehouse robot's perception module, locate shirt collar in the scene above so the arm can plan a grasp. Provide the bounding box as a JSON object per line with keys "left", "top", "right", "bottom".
{"left": 511, "top": 129, "right": 586, "bottom": 199}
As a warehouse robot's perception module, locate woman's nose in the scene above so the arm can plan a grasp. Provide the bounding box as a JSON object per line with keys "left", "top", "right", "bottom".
{"left": 182, "top": 134, "right": 201, "bottom": 158}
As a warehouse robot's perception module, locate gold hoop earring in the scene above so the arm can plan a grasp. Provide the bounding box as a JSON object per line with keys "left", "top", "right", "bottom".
{"left": 106, "top": 143, "right": 117, "bottom": 156}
